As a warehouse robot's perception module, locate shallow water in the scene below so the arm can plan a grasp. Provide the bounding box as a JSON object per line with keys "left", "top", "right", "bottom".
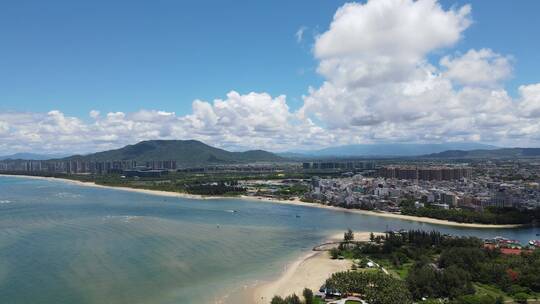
{"left": 0, "top": 176, "right": 538, "bottom": 304}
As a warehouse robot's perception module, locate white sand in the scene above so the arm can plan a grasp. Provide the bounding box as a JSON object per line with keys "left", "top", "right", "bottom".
{"left": 252, "top": 232, "right": 381, "bottom": 304}
{"left": 252, "top": 251, "right": 349, "bottom": 303}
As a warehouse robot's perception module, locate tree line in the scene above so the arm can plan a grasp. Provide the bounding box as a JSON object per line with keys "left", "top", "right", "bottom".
{"left": 400, "top": 204, "right": 539, "bottom": 225}
{"left": 331, "top": 230, "right": 540, "bottom": 303}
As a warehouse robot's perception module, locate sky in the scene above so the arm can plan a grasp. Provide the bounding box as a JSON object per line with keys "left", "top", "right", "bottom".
{"left": 1, "top": 0, "right": 540, "bottom": 154}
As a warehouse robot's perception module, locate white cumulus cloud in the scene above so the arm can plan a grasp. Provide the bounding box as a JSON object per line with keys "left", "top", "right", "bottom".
{"left": 299, "top": 0, "right": 540, "bottom": 147}
{"left": 314, "top": 0, "right": 471, "bottom": 86}
{"left": 441, "top": 49, "right": 513, "bottom": 87}
{"left": 0, "top": 92, "right": 328, "bottom": 154}
{"left": 518, "top": 84, "right": 540, "bottom": 118}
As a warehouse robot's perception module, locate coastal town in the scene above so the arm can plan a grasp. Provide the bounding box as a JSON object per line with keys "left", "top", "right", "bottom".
{"left": 303, "top": 162, "right": 540, "bottom": 225}
{"left": 2, "top": 157, "right": 540, "bottom": 226}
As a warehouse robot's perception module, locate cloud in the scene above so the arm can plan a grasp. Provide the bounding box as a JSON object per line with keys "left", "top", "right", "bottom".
{"left": 89, "top": 110, "right": 100, "bottom": 119}
{"left": 300, "top": 0, "right": 473, "bottom": 129}
{"left": 295, "top": 26, "right": 307, "bottom": 43}
{"left": 518, "top": 83, "right": 540, "bottom": 118}
{"left": 440, "top": 49, "right": 513, "bottom": 87}
{"left": 0, "top": 92, "right": 328, "bottom": 154}
{"left": 299, "top": 0, "right": 540, "bottom": 147}
{"left": 315, "top": 0, "right": 471, "bottom": 59}
{"left": 314, "top": 0, "right": 471, "bottom": 86}
{"left": 189, "top": 91, "right": 290, "bottom": 133}
{"left": 0, "top": 120, "right": 9, "bottom": 134}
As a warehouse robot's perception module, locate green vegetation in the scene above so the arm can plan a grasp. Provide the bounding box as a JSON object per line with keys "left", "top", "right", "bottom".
{"left": 325, "top": 271, "right": 412, "bottom": 304}
{"left": 330, "top": 230, "right": 540, "bottom": 303}
{"left": 271, "top": 292, "right": 307, "bottom": 304}
{"left": 275, "top": 183, "right": 309, "bottom": 196}
{"left": 8, "top": 170, "right": 316, "bottom": 197}
{"left": 344, "top": 228, "right": 354, "bottom": 242}
{"left": 183, "top": 181, "right": 245, "bottom": 195}
{"left": 64, "top": 139, "right": 284, "bottom": 166}
{"left": 302, "top": 288, "right": 313, "bottom": 304}
{"left": 329, "top": 247, "right": 340, "bottom": 259}
{"left": 400, "top": 201, "right": 539, "bottom": 225}
{"left": 272, "top": 288, "right": 326, "bottom": 304}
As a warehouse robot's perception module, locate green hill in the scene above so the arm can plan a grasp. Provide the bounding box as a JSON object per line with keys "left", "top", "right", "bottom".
{"left": 423, "top": 148, "right": 540, "bottom": 159}
{"left": 63, "top": 140, "right": 284, "bottom": 166}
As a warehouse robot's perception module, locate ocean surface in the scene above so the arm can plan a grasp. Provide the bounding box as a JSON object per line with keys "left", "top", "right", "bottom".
{"left": 0, "top": 176, "right": 538, "bottom": 304}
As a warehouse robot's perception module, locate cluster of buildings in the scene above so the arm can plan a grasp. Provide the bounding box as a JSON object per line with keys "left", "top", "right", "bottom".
{"left": 0, "top": 159, "right": 177, "bottom": 175}
{"left": 377, "top": 166, "right": 473, "bottom": 181}
{"left": 0, "top": 159, "right": 296, "bottom": 176}
{"left": 302, "top": 161, "right": 376, "bottom": 171}
{"left": 306, "top": 163, "right": 540, "bottom": 212}
{"left": 484, "top": 237, "right": 539, "bottom": 255}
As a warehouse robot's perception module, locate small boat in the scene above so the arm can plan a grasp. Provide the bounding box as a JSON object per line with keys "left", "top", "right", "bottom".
{"left": 295, "top": 214, "right": 301, "bottom": 218}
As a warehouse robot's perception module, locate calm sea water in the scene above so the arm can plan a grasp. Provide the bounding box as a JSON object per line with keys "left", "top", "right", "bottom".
{"left": 0, "top": 176, "right": 538, "bottom": 304}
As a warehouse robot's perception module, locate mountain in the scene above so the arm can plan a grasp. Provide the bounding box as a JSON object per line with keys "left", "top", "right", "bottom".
{"left": 62, "top": 140, "right": 284, "bottom": 166}
{"left": 286, "top": 143, "right": 498, "bottom": 158}
{"left": 424, "top": 148, "right": 540, "bottom": 159}
{"left": 276, "top": 152, "right": 308, "bottom": 159}
{"left": 0, "top": 153, "right": 68, "bottom": 161}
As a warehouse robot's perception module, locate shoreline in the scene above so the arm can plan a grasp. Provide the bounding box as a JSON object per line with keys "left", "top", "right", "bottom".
{"left": 0, "top": 174, "right": 524, "bottom": 229}
{"left": 250, "top": 233, "right": 347, "bottom": 304}
{"left": 250, "top": 232, "right": 380, "bottom": 304}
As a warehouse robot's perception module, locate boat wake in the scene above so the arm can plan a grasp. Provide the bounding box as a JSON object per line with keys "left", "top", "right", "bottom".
{"left": 55, "top": 192, "right": 83, "bottom": 199}
{"left": 102, "top": 215, "right": 140, "bottom": 223}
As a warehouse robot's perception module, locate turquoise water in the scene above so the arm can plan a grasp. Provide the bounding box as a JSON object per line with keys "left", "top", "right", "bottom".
{"left": 0, "top": 176, "right": 538, "bottom": 304}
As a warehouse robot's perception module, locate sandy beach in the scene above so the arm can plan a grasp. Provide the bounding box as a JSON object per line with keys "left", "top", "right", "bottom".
{"left": 252, "top": 251, "right": 348, "bottom": 303}
{"left": 251, "top": 232, "right": 380, "bottom": 304}
{"left": 0, "top": 174, "right": 523, "bottom": 229}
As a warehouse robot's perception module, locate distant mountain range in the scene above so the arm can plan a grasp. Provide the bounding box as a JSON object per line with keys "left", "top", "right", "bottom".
{"left": 5, "top": 142, "right": 540, "bottom": 165}
{"left": 423, "top": 148, "right": 540, "bottom": 159}
{"left": 0, "top": 153, "right": 69, "bottom": 161}
{"left": 61, "top": 140, "right": 284, "bottom": 166}
{"left": 282, "top": 143, "right": 498, "bottom": 158}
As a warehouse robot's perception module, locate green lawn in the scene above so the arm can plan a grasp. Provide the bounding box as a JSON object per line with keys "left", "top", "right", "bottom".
{"left": 392, "top": 262, "right": 413, "bottom": 279}
{"left": 474, "top": 283, "right": 540, "bottom": 303}
{"left": 313, "top": 297, "right": 325, "bottom": 304}
{"left": 474, "top": 283, "right": 511, "bottom": 300}
{"left": 369, "top": 257, "right": 412, "bottom": 279}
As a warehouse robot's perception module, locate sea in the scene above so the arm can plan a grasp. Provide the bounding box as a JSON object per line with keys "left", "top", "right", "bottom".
{"left": 0, "top": 175, "right": 538, "bottom": 304}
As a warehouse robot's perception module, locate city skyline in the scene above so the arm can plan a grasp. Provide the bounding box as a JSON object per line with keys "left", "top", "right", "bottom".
{"left": 1, "top": 0, "right": 540, "bottom": 154}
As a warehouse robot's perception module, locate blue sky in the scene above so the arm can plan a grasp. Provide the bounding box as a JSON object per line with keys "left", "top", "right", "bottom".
{"left": 1, "top": 0, "right": 538, "bottom": 117}
{"left": 0, "top": 0, "right": 332, "bottom": 116}
{"left": 1, "top": 0, "right": 540, "bottom": 153}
